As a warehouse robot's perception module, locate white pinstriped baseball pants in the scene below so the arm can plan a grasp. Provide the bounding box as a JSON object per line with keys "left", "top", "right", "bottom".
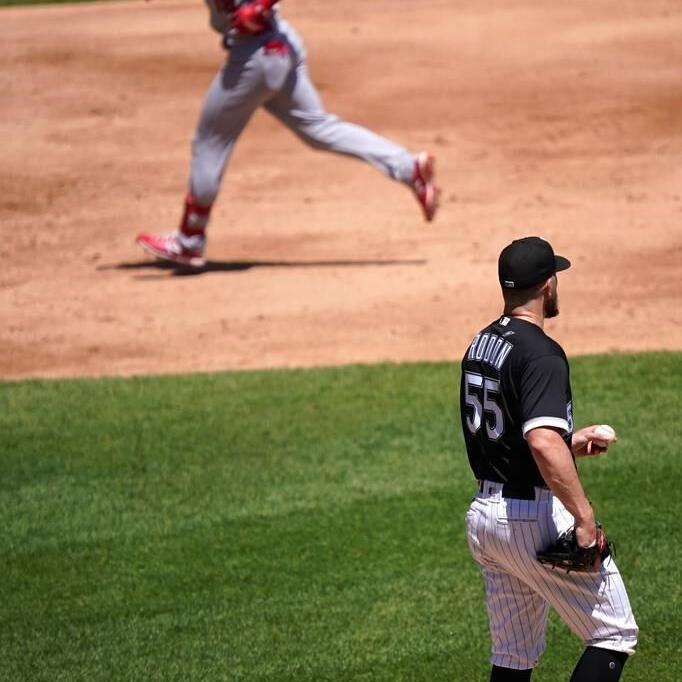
{"left": 465, "top": 481, "right": 638, "bottom": 670}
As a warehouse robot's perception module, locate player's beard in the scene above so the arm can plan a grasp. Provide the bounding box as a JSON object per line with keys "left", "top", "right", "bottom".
{"left": 544, "top": 277, "right": 559, "bottom": 318}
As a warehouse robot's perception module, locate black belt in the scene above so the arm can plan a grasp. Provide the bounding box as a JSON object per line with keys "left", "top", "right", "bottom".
{"left": 477, "top": 479, "right": 541, "bottom": 501}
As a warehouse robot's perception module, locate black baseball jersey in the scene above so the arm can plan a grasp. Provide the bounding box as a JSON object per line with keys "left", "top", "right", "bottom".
{"left": 460, "top": 315, "right": 574, "bottom": 487}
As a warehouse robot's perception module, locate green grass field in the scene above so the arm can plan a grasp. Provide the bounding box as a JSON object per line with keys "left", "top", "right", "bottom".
{"left": 1, "top": 353, "right": 680, "bottom": 681}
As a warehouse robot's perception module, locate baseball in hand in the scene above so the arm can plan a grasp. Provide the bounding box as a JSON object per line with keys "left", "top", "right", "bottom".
{"left": 592, "top": 424, "right": 617, "bottom": 446}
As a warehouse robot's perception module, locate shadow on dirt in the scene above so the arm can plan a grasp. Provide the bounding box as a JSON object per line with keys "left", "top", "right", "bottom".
{"left": 99, "top": 258, "right": 428, "bottom": 277}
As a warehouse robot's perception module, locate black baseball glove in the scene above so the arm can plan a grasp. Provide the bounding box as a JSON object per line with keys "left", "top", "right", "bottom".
{"left": 537, "top": 524, "right": 612, "bottom": 573}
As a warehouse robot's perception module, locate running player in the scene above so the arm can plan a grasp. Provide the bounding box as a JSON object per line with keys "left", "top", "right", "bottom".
{"left": 137, "top": 0, "right": 439, "bottom": 268}
{"left": 460, "top": 236, "right": 638, "bottom": 681}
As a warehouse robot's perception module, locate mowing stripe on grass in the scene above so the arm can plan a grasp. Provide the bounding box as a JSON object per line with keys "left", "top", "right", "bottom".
{"left": 1, "top": 353, "right": 680, "bottom": 680}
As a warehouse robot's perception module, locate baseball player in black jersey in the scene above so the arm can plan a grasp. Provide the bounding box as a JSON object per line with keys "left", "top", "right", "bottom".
{"left": 460, "top": 237, "right": 637, "bottom": 682}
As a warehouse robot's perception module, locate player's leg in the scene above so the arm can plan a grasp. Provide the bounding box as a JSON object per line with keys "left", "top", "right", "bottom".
{"left": 498, "top": 497, "right": 638, "bottom": 675}
{"left": 530, "top": 562, "right": 638, "bottom": 658}
{"left": 466, "top": 500, "right": 549, "bottom": 676}
{"left": 137, "top": 48, "right": 281, "bottom": 266}
{"left": 568, "top": 646, "right": 629, "bottom": 681}
{"left": 188, "top": 42, "right": 292, "bottom": 208}
{"left": 265, "top": 62, "right": 413, "bottom": 180}
{"left": 543, "top": 500, "right": 637, "bottom": 656}
{"left": 263, "top": 59, "right": 439, "bottom": 221}
{"left": 490, "top": 666, "right": 533, "bottom": 682}
{"left": 477, "top": 564, "right": 549, "bottom": 675}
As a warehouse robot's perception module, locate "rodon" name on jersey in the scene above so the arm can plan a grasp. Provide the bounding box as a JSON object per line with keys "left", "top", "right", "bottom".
{"left": 466, "top": 333, "right": 513, "bottom": 370}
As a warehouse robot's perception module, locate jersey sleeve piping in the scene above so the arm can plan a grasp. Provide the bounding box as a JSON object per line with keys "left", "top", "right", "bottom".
{"left": 522, "top": 416, "right": 569, "bottom": 438}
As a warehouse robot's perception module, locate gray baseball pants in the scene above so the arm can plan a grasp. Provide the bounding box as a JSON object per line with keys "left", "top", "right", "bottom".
{"left": 188, "top": 33, "right": 416, "bottom": 209}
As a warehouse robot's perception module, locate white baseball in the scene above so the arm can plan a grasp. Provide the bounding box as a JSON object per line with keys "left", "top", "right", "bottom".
{"left": 593, "top": 424, "right": 616, "bottom": 444}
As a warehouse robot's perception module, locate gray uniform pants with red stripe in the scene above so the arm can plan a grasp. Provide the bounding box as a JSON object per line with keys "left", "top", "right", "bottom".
{"left": 189, "top": 23, "right": 415, "bottom": 208}
{"left": 465, "top": 482, "right": 638, "bottom": 670}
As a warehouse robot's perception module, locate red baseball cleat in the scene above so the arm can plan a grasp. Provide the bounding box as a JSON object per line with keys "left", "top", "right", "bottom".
{"left": 136, "top": 232, "right": 206, "bottom": 268}
{"left": 411, "top": 152, "right": 439, "bottom": 222}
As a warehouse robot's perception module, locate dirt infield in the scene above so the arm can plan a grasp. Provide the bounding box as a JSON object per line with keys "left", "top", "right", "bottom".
{"left": 2, "top": 0, "right": 681, "bottom": 379}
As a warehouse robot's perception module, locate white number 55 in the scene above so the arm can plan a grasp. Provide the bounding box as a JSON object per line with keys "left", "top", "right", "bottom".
{"left": 464, "top": 371, "right": 504, "bottom": 440}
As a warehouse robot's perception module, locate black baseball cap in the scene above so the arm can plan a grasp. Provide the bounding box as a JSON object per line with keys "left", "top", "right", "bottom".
{"left": 498, "top": 236, "right": 571, "bottom": 289}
